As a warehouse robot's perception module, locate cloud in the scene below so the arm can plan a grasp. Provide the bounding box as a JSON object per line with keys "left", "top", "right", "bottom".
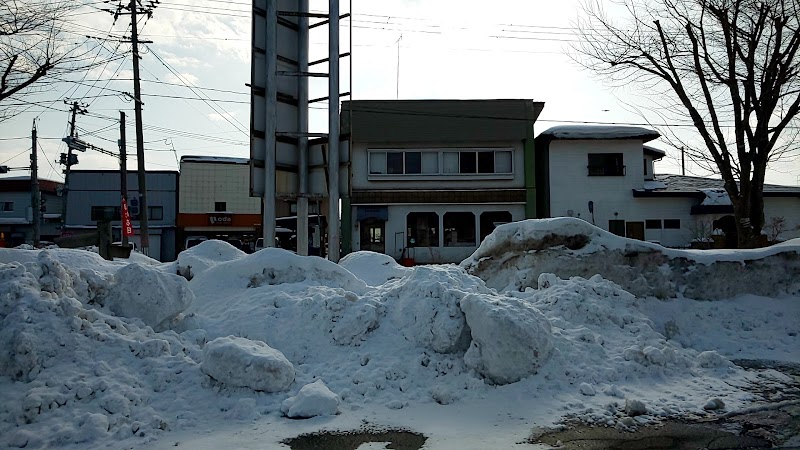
{"left": 165, "top": 72, "right": 200, "bottom": 86}
{"left": 208, "top": 112, "right": 238, "bottom": 122}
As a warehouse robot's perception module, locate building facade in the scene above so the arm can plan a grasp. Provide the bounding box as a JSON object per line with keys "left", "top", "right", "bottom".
{"left": 0, "top": 177, "right": 64, "bottom": 246}
{"left": 178, "top": 156, "right": 280, "bottom": 251}
{"left": 65, "top": 170, "right": 179, "bottom": 261}
{"left": 536, "top": 126, "right": 800, "bottom": 247}
{"left": 342, "top": 99, "right": 545, "bottom": 264}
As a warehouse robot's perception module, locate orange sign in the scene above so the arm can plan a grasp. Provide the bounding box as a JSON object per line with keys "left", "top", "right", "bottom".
{"left": 121, "top": 197, "right": 134, "bottom": 237}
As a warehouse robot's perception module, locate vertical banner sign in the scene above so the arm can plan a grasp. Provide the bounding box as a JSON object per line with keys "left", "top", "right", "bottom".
{"left": 121, "top": 197, "right": 134, "bottom": 237}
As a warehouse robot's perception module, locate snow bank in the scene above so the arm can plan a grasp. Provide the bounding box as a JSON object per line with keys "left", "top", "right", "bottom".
{"left": 104, "top": 263, "right": 194, "bottom": 330}
{"left": 461, "top": 293, "right": 552, "bottom": 384}
{"left": 201, "top": 336, "right": 295, "bottom": 392}
{"left": 281, "top": 380, "right": 340, "bottom": 418}
{"left": 339, "top": 251, "right": 411, "bottom": 286}
{"left": 0, "top": 258, "right": 207, "bottom": 448}
{"left": 176, "top": 239, "right": 247, "bottom": 279}
{"left": 462, "top": 218, "right": 800, "bottom": 299}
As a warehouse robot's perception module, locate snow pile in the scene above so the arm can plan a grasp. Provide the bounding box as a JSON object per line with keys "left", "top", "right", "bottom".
{"left": 175, "top": 239, "right": 247, "bottom": 279}
{"left": 462, "top": 293, "right": 552, "bottom": 384}
{"left": 0, "top": 258, "right": 206, "bottom": 448}
{"left": 281, "top": 380, "right": 340, "bottom": 418}
{"left": 104, "top": 263, "right": 194, "bottom": 330}
{"left": 462, "top": 217, "right": 800, "bottom": 299}
{"left": 0, "top": 240, "right": 796, "bottom": 448}
{"left": 201, "top": 336, "right": 294, "bottom": 392}
{"left": 340, "top": 251, "right": 411, "bottom": 286}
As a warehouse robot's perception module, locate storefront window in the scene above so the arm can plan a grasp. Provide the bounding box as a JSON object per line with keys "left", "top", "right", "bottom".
{"left": 407, "top": 212, "right": 439, "bottom": 247}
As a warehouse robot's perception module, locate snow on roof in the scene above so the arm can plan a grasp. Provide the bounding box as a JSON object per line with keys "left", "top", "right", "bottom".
{"left": 636, "top": 174, "right": 800, "bottom": 196}
{"left": 537, "top": 125, "right": 661, "bottom": 142}
{"left": 180, "top": 155, "right": 249, "bottom": 165}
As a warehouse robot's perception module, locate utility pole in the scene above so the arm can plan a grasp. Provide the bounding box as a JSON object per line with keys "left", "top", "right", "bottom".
{"left": 61, "top": 101, "right": 82, "bottom": 230}
{"left": 130, "top": 0, "right": 150, "bottom": 256}
{"left": 119, "top": 111, "right": 129, "bottom": 246}
{"left": 108, "top": 0, "right": 157, "bottom": 255}
{"left": 31, "top": 120, "right": 40, "bottom": 246}
{"left": 681, "top": 147, "right": 686, "bottom": 176}
{"left": 328, "top": 0, "right": 341, "bottom": 262}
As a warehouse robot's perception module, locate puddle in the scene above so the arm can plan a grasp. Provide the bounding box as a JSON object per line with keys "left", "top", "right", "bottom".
{"left": 283, "top": 429, "right": 427, "bottom": 450}
{"left": 528, "top": 421, "right": 772, "bottom": 449}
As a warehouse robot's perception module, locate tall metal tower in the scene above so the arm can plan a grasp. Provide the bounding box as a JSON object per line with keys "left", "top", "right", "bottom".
{"left": 250, "top": 0, "right": 352, "bottom": 262}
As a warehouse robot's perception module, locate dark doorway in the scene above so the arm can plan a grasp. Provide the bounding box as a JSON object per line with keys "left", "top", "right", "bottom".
{"left": 360, "top": 219, "right": 385, "bottom": 253}
{"left": 626, "top": 221, "right": 645, "bottom": 240}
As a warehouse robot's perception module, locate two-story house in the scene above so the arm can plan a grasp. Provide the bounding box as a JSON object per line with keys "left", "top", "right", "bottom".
{"left": 0, "top": 176, "right": 64, "bottom": 246}
{"left": 535, "top": 125, "right": 800, "bottom": 247}
{"left": 66, "top": 170, "right": 179, "bottom": 261}
{"left": 342, "top": 99, "right": 545, "bottom": 264}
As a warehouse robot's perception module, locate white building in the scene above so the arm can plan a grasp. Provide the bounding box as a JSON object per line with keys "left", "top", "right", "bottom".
{"left": 535, "top": 126, "right": 800, "bottom": 247}
{"left": 342, "top": 99, "right": 545, "bottom": 264}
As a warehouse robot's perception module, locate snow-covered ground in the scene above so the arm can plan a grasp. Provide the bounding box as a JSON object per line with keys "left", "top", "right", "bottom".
{"left": 0, "top": 218, "right": 798, "bottom": 449}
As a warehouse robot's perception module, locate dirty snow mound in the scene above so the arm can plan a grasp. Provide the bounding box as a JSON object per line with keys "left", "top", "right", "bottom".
{"left": 339, "top": 251, "right": 411, "bottom": 286}
{"left": 462, "top": 218, "right": 800, "bottom": 299}
{"left": 281, "top": 380, "right": 340, "bottom": 418}
{"left": 201, "top": 336, "right": 294, "bottom": 392}
{"left": 461, "top": 293, "right": 553, "bottom": 384}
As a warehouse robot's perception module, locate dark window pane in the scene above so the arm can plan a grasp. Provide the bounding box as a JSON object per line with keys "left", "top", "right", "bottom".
{"left": 664, "top": 219, "right": 681, "bottom": 229}
{"left": 149, "top": 206, "right": 164, "bottom": 221}
{"left": 608, "top": 220, "right": 625, "bottom": 236}
{"left": 480, "top": 211, "right": 512, "bottom": 242}
{"left": 478, "top": 151, "right": 494, "bottom": 174}
{"left": 645, "top": 219, "right": 661, "bottom": 229}
{"left": 460, "top": 152, "right": 477, "bottom": 173}
{"left": 387, "top": 152, "right": 404, "bottom": 174}
{"left": 444, "top": 212, "right": 476, "bottom": 246}
{"left": 405, "top": 152, "right": 421, "bottom": 174}
{"left": 588, "top": 153, "right": 625, "bottom": 176}
{"left": 407, "top": 212, "right": 439, "bottom": 247}
{"left": 215, "top": 202, "right": 226, "bottom": 212}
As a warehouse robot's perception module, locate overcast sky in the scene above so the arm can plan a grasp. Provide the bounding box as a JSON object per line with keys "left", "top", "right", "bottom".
{"left": 1, "top": 0, "right": 797, "bottom": 186}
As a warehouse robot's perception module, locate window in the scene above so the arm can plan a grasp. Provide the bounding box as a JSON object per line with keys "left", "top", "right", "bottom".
{"left": 643, "top": 158, "right": 648, "bottom": 176}
{"left": 405, "top": 152, "right": 421, "bottom": 174}
{"left": 1, "top": 202, "right": 13, "bottom": 212}
{"left": 664, "top": 219, "right": 681, "bottom": 229}
{"left": 407, "top": 212, "right": 439, "bottom": 247}
{"left": 91, "top": 206, "right": 121, "bottom": 221}
{"left": 588, "top": 153, "right": 625, "bottom": 176}
{"left": 215, "top": 202, "right": 226, "bottom": 212}
{"left": 370, "top": 149, "right": 512, "bottom": 176}
{"left": 444, "top": 212, "right": 476, "bottom": 247}
{"left": 369, "top": 152, "right": 386, "bottom": 174}
{"left": 387, "top": 152, "right": 403, "bottom": 174}
{"left": 148, "top": 206, "right": 164, "bottom": 221}
{"left": 608, "top": 220, "right": 625, "bottom": 236}
{"left": 460, "top": 152, "right": 477, "bottom": 173}
{"left": 480, "top": 211, "right": 512, "bottom": 242}
{"left": 645, "top": 219, "right": 662, "bottom": 229}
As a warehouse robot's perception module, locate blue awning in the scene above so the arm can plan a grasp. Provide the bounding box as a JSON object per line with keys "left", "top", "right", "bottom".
{"left": 357, "top": 206, "right": 388, "bottom": 221}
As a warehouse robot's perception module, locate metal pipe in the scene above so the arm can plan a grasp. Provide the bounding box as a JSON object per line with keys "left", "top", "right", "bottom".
{"left": 327, "top": 0, "right": 340, "bottom": 262}
{"left": 264, "top": 0, "right": 277, "bottom": 247}
{"left": 297, "top": 0, "right": 309, "bottom": 256}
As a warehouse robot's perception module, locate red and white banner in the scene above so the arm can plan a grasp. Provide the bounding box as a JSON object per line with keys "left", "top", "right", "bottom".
{"left": 121, "top": 197, "right": 134, "bottom": 237}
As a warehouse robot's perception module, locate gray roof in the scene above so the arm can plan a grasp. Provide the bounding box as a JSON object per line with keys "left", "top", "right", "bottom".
{"left": 643, "top": 145, "right": 666, "bottom": 158}
{"left": 633, "top": 174, "right": 800, "bottom": 198}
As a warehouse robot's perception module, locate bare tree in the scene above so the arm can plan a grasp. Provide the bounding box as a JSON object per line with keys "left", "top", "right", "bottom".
{"left": 0, "top": 1, "right": 95, "bottom": 113}
{"left": 574, "top": 0, "right": 800, "bottom": 248}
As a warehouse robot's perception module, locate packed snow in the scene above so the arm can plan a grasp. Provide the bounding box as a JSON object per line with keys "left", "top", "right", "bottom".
{"left": 0, "top": 219, "right": 798, "bottom": 449}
